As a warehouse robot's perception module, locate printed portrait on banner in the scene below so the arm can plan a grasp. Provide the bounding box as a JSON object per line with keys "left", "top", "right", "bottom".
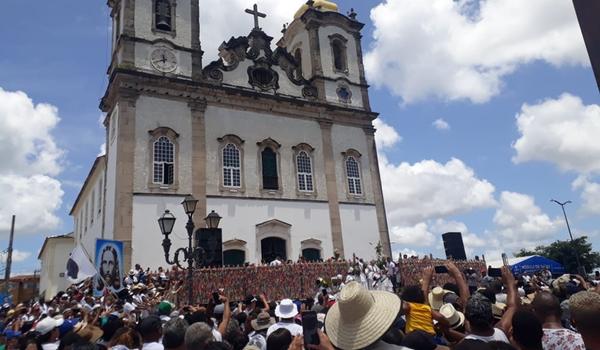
{"left": 94, "top": 239, "right": 124, "bottom": 296}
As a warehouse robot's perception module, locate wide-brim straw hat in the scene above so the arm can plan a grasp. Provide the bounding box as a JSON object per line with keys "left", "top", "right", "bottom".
{"left": 325, "top": 281, "right": 400, "bottom": 350}
{"left": 439, "top": 303, "right": 465, "bottom": 330}
{"left": 428, "top": 287, "right": 449, "bottom": 311}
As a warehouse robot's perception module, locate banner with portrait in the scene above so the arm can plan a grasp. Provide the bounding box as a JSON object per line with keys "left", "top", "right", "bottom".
{"left": 93, "top": 239, "right": 124, "bottom": 297}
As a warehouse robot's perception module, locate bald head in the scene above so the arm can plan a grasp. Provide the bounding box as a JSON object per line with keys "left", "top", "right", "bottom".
{"left": 532, "top": 292, "right": 561, "bottom": 321}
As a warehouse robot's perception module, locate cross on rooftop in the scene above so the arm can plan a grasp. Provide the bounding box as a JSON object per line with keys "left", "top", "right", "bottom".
{"left": 245, "top": 4, "right": 267, "bottom": 30}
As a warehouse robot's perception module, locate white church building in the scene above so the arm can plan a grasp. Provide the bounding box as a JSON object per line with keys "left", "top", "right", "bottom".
{"left": 70, "top": 0, "right": 391, "bottom": 270}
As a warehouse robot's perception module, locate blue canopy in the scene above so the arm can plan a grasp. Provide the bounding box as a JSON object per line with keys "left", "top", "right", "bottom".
{"left": 509, "top": 255, "right": 565, "bottom": 276}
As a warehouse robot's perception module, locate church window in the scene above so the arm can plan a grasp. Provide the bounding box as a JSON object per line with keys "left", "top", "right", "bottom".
{"left": 329, "top": 34, "right": 349, "bottom": 73}
{"left": 223, "top": 144, "right": 241, "bottom": 188}
{"left": 154, "top": 0, "right": 173, "bottom": 32}
{"left": 294, "top": 48, "right": 303, "bottom": 79}
{"left": 296, "top": 151, "right": 313, "bottom": 192}
{"left": 261, "top": 147, "right": 279, "bottom": 190}
{"left": 153, "top": 136, "right": 175, "bottom": 185}
{"left": 98, "top": 177, "right": 103, "bottom": 214}
{"left": 90, "top": 190, "right": 95, "bottom": 224}
{"left": 84, "top": 203, "right": 88, "bottom": 231}
{"left": 345, "top": 156, "right": 362, "bottom": 195}
{"left": 218, "top": 135, "right": 245, "bottom": 193}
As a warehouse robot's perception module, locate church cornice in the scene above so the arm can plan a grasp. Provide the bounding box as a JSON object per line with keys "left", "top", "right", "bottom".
{"left": 100, "top": 70, "right": 378, "bottom": 127}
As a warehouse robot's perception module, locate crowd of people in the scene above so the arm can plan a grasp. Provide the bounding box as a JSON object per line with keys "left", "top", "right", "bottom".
{"left": 1, "top": 257, "right": 600, "bottom": 350}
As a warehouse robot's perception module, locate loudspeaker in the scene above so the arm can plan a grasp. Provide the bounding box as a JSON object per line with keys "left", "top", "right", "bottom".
{"left": 442, "top": 232, "right": 467, "bottom": 261}
{"left": 195, "top": 228, "right": 223, "bottom": 267}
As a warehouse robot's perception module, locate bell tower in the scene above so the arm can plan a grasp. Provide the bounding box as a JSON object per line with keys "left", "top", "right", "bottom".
{"left": 107, "top": 0, "right": 203, "bottom": 81}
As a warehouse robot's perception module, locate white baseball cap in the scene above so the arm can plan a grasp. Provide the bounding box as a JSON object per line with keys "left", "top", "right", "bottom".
{"left": 35, "top": 316, "right": 64, "bottom": 335}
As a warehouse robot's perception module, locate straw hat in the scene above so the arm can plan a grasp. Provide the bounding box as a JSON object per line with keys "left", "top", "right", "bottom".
{"left": 428, "top": 287, "right": 449, "bottom": 311}
{"left": 492, "top": 302, "right": 507, "bottom": 318}
{"left": 439, "top": 304, "right": 465, "bottom": 330}
{"left": 251, "top": 311, "right": 275, "bottom": 331}
{"left": 324, "top": 281, "right": 400, "bottom": 350}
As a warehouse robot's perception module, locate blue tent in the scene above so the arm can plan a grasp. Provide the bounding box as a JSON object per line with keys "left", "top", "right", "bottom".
{"left": 489, "top": 255, "right": 565, "bottom": 275}
{"left": 508, "top": 255, "right": 565, "bottom": 276}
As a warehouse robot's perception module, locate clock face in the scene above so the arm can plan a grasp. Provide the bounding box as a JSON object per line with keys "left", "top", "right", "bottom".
{"left": 150, "top": 48, "right": 177, "bottom": 73}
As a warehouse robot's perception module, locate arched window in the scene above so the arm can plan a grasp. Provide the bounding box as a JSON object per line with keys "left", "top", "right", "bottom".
{"left": 223, "top": 144, "right": 241, "bottom": 188}
{"left": 155, "top": 0, "right": 173, "bottom": 32}
{"left": 294, "top": 48, "right": 303, "bottom": 79}
{"left": 262, "top": 147, "right": 278, "bottom": 190}
{"left": 153, "top": 136, "right": 174, "bottom": 185}
{"left": 331, "top": 39, "right": 347, "bottom": 72}
{"left": 345, "top": 156, "right": 362, "bottom": 195}
{"left": 296, "top": 151, "right": 313, "bottom": 192}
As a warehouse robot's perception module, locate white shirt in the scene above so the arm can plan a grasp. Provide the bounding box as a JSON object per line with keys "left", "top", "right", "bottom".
{"left": 142, "top": 342, "right": 164, "bottom": 350}
{"left": 266, "top": 321, "right": 303, "bottom": 337}
{"left": 464, "top": 328, "right": 510, "bottom": 343}
{"left": 269, "top": 259, "right": 282, "bottom": 266}
{"left": 41, "top": 342, "right": 59, "bottom": 350}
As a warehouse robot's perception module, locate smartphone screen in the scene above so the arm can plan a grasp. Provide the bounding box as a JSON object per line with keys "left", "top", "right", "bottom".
{"left": 488, "top": 268, "right": 502, "bottom": 277}
{"left": 434, "top": 266, "right": 449, "bottom": 274}
{"left": 302, "top": 311, "right": 320, "bottom": 347}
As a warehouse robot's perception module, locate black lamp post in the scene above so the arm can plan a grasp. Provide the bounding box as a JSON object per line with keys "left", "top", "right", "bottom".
{"left": 551, "top": 199, "right": 585, "bottom": 275}
{"left": 158, "top": 195, "right": 214, "bottom": 305}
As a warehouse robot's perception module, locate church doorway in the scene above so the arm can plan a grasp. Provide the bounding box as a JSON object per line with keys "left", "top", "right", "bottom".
{"left": 302, "top": 248, "right": 321, "bottom": 262}
{"left": 261, "top": 237, "right": 286, "bottom": 263}
{"left": 223, "top": 249, "right": 245, "bottom": 266}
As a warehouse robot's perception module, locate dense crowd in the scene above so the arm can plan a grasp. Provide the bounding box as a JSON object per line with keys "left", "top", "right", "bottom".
{"left": 1, "top": 257, "right": 600, "bottom": 350}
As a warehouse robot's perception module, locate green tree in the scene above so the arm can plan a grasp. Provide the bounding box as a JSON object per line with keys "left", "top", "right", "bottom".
{"left": 514, "top": 236, "right": 600, "bottom": 273}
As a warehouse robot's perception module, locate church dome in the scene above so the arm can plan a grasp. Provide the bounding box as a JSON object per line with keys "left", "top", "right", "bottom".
{"left": 294, "top": 0, "right": 339, "bottom": 20}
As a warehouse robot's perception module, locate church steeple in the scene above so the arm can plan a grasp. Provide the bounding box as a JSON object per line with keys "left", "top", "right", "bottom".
{"left": 107, "top": 0, "right": 203, "bottom": 81}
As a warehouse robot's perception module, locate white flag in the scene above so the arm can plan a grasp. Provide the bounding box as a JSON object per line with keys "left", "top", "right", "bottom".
{"left": 66, "top": 245, "right": 97, "bottom": 284}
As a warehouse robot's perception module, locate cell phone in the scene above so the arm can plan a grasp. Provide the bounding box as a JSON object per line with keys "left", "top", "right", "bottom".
{"left": 434, "top": 266, "right": 449, "bottom": 274}
{"left": 212, "top": 292, "right": 220, "bottom": 304}
{"left": 488, "top": 267, "right": 502, "bottom": 278}
{"left": 302, "top": 311, "right": 320, "bottom": 347}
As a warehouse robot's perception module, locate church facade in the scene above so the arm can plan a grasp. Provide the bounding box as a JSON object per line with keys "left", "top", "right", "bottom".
{"left": 70, "top": 0, "right": 391, "bottom": 270}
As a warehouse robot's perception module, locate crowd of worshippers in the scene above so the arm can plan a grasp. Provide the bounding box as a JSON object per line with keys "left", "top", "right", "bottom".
{"left": 1, "top": 261, "right": 600, "bottom": 350}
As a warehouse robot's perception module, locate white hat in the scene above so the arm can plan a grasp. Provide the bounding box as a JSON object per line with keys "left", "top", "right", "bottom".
{"left": 35, "top": 316, "right": 64, "bottom": 335}
{"left": 275, "top": 299, "right": 298, "bottom": 319}
{"left": 428, "top": 287, "right": 449, "bottom": 311}
{"left": 123, "top": 302, "right": 136, "bottom": 314}
{"left": 325, "top": 281, "right": 401, "bottom": 350}
{"left": 439, "top": 303, "right": 465, "bottom": 330}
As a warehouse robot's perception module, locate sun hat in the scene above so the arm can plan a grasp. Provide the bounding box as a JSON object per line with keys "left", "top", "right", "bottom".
{"left": 275, "top": 299, "right": 298, "bottom": 319}
{"left": 439, "top": 303, "right": 465, "bottom": 330}
{"left": 251, "top": 311, "right": 275, "bottom": 331}
{"left": 35, "top": 316, "right": 65, "bottom": 335}
{"left": 324, "top": 281, "right": 401, "bottom": 350}
{"left": 492, "top": 302, "right": 507, "bottom": 318}
{"left": 428, "top": 287, "right": 448, "bottom": 311}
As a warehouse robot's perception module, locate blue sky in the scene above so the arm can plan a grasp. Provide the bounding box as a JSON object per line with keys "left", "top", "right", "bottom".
{"left": 0, "top": 0, "right": 599, "bottom": 274}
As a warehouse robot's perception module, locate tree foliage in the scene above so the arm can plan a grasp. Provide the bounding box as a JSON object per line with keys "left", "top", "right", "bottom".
{"left": 514, "top": 236, "right": 600, "bottom": 273}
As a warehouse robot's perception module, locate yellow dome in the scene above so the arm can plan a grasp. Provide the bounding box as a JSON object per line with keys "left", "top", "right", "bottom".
{"left": 294, "top": 0, "right": 339, "bottom": 20}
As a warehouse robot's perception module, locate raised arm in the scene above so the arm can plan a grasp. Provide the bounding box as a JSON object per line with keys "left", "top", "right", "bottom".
{"left": 422, "top": 266, "right": 434, "bottom": 305}
{"left": 446, "top": 262, "right": 470, "bottom": 309}
{"left": 217, "top": 295, "right": 231, "bottom": 336}
{"left": 496, "top": 266, "right": 519, "bottom": 334}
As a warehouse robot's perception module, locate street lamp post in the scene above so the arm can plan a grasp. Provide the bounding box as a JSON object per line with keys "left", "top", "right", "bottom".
{"left": 157, "top": 195, "right": 221, "bottom": 305}
{"left": 551, "top": 199, "right": 585, "bottom": 275}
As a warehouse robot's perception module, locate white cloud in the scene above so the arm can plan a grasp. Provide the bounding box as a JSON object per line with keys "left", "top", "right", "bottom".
{"left": 390, "top": 222, "right": 437, "bottom": 247}
{"left": 432, "top": 118, "right": 450, "bottom": 131}
{"left": 572, "top": 176, "right": 600, "bottom": 215}
{"left": 98, "top": 143, "right": 106, "bottom": 157}
{"left": 0, "top": 88, "right": 65, "bottom": 234}
{"left": 512, "top": 93, "right": 600, "bottom": 174}
{"left": 493, "top": 191, "right": 560, "bottom": 242}
{"left": 380, "top": 156, "right": 496, "bottom": 226}
{"left": 365, "top": 0, "right": 588, "bottom": 104}
{"left": 200, "top": 0, "right": 305, "bottom": 63}
{"left": 0, "top": 250, "right": 32, "bottom": 263}
{"left": 374, "top": 118, "right": 402, "bottom": 149}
